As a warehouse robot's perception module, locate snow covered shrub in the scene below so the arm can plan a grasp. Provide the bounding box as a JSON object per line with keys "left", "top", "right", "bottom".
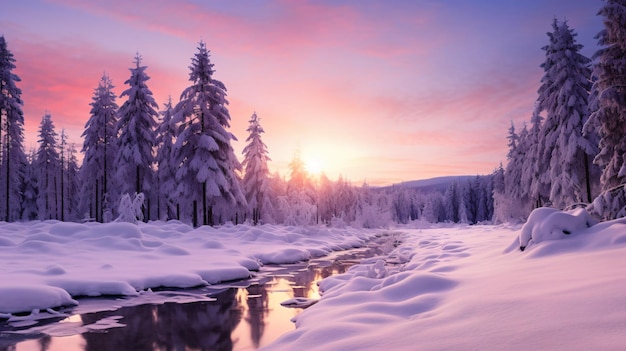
{"left": 355, "top": 201, "right": 392, "bottom": 228}
{"left": 518, "top": 207, "right": 597, "bottom": 251}
{"left": 116, "top": 193, "right": 145, "bottom": 224}
{"left": 493, "top": 191, "right": 531, "bottom": 224}
{"left": 587, "top": 185, "right": 626, "bottom": 221}
{"left": 277, "top": 191, "right": 317, "bottom": 226}
{"left": 330, "top": 216, "right": 348, "bottom": 228}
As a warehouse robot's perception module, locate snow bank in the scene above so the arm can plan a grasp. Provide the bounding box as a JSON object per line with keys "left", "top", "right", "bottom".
{"left": 0, "top": 221, "right": 378, "bottom": 315}
{"left": 518, "top": 207, "right": 598, "bottom": 251}
{"left": 0, "top": 286, "right": 77, "bottom": 315}
{"left": 265, "top": 221, "right": 626, "bottom": 350}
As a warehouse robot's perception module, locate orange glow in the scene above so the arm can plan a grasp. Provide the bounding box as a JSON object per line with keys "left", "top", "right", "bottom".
{"left": 304, "top": 156, "right": 323, "bottom": 176}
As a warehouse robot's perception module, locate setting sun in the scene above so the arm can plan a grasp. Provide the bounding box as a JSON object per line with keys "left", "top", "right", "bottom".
{"left": 304, "top": 157, "right": 323, "bottom": 175}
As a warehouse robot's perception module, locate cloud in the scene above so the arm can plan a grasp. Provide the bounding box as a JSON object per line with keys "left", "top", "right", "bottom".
{"left": 47, "top": 0, "right": 443, "bottom": 60}
{"left": 10, "top": 30, "right": 187, "bottom": 150}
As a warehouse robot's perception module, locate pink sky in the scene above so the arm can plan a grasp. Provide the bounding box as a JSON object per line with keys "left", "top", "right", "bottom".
{"left": 1, "top": 0, "right": 601, "bottom": 185}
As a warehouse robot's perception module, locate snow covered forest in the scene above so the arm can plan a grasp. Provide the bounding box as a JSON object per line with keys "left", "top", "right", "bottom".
{"left": 1, "top": 1, "right": 626, "bottom": 227}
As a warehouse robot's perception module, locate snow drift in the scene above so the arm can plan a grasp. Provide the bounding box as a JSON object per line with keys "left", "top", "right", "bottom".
{"left": 265, "top": 216, "right": 626, "bottom": 350}
{"left": 0, "top": 221, "right": 377, "bottom": 316}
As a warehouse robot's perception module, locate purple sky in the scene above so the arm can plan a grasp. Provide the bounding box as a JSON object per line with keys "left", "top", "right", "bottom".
{"left": 1, "top": 0, "right": 602, "bottom": 185}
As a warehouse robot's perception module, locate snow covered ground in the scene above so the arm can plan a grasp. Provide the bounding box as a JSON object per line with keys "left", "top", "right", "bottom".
{"left": 2, "top": 210, "right": 626, "bottom": 350}
{"left": 264, "top": 214, "right": 626, "bottom": 350}
{"left": 0, "top": 221, "right": 377, "bottom": 317}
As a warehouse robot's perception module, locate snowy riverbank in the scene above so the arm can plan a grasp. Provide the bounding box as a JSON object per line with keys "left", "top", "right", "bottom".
{"left": 3, "top": 214, "right": 626, "bottom": 350}
{"left": 0, "top": 221, "right": 379, "bottom": 316}
{"left": 264, "top": 217, "right": 626, "bottom": 350}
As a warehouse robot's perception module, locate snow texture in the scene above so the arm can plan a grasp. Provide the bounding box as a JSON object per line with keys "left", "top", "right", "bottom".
{"left": 0, "top": 221, "right": 374, "bottom": 315}
{"left": 518, "top": 207, "right": 597, "bottom": 250}
{"left": 264, "top": 219, "right": 626, "bottom": 351}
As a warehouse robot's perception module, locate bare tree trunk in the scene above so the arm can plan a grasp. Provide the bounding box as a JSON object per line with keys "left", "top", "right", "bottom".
{"left": 584, "top": 153, "right": 592, "bottom": 203}
{"left": 192, "top": 200, "right": 198, "bottom": 227}
{"left": 203, "top": 181, "right": 207, "bottom": 226}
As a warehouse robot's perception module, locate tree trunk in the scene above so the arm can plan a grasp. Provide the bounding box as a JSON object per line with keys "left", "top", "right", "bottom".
{"left": 103, "top": 127, "right": 108, "bottom": 222}
{"left": 203, "top": 181, "right": 207, "bottom": 226}
{"left": 95, "top": 178, "right": 100, "bottom": 222}
{"left": 5, "top": 128, "right": 9, "bottom": 222}
{"left": 61, "top": 167, "right": 65, "bottom": 222}
{"left": 193, "top": 200, "right": 198, "bottom": 228}
{"left": 208, "top": 205, "right": 213, "bottom": 226}
{"left": 584, "top": 153, "right": 592, "bottom": 203}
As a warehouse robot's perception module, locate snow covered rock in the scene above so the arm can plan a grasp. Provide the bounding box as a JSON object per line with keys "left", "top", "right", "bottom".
{"left": 280, "top": 297, "right": 318, "bottom": 309}
{"left": 519, "top": 207, "right": 597, "bottom": 251}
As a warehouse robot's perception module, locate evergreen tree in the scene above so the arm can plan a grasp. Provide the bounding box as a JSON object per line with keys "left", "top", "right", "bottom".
{"left": 35, "top": 113, "right": 61, "bottom": 220}
{"left": 79, "top": 74, "right": 118, "bottom": 222}
{"left": 115, "top": 53, "right": 158, "bottom": 221}
{"left": 502, "top": 123, "right": 531, "bottom": 220}
{"left": 171, "top": 41, "right": 245, "bottom": 226}
{"left": 491, "top": 163, "right": 507, "bottom": 223}
{"left": 288, "top": 148, "right": 309, "bottom": 192}
{"left": 64, "top": 141, "right": 80, "bottom": 221}
{"left": 588, "top": 0, "right": 626, "bottom": 190}
{"left": 285, "top": 149, "right": 316, "bottom": 224}
{"left": 21, "top": 150, "right": 38, "bottom": 220}
{"left": 536, "top": 19, "right": 598, "bottom": 208}
{"left": 155, "top": 97, "right": 177, "bottom": 220}
{"left": 334, "top": 175, "right": 358, "bottom": 223}
{"left": 444, "top": 180, "right": 461, "bottom": 223}
{"left": 241, "top": 112, "right": 271, "bottom": 224}
{"left": 0, "top": 36, "right": 27, "bottom": 221}
{"left": 525, "top": 112, "right": 549, "bottom": 208}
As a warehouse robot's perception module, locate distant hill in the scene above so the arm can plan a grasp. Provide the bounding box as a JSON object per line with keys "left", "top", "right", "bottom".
{"left": 383, "top": 175, "right": 476, "bottom": 193}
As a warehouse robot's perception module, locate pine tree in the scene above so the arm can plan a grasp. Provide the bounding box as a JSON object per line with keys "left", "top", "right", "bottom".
{"left": 536, "top": 19, "right": 598, "bottom": 208}
{"left": 155, "top": 97, "right": 177, "bottom": 220}
{"left": 444, "top": 180, "right": 461, "bottom": 223}
{"left": 115, "top": 53, "right": 158, "bottom": 221}
{"left": 0, "top": 36, "right": 27, "bottom": 221}
{"left": 525, "top": 112, "right": 549, "bottom": 208}
{"left": 587, "top": 0, "right": 626, "bottom": 191}
{"left": 79, "top": 74, "right": 118, "bottom": 222}
{"left": 21, "top": 150, "right": 38, "bottom": 220}
{"left": 35, "top": 113, "right": 61, "bottom": 220}
{"left": 64, "top": 141, "right": 80, "bottom": 221}
{"left": 502, "top": 123, "right": 531, "bottom": 220}
{"left": 286, "top": 149, "right": 317, "bottom": 224}
{"left": 241, "top": 112, "right": 271, "bottom": 224}
{"left": 171, "top": 41, "right": 245, "bottom": 226}
{"left": 287, "top": 148, "right": 311, "bottom": 193}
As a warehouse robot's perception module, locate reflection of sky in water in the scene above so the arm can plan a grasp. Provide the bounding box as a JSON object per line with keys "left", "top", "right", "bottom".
{"left": 8, "top": 242, "right": 386, "bottom": 350}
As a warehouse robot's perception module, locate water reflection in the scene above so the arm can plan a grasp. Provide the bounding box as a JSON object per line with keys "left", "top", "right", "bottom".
{"left": 79, "top": 289, "right": 243, "bottom": 351}
{"left": 1, "top": 234, "right": 395, "bottom": 351}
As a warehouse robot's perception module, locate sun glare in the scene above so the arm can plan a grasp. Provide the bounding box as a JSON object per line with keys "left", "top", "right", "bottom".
{"left": 304, "top": 158, "right": 323, "bottom": 175}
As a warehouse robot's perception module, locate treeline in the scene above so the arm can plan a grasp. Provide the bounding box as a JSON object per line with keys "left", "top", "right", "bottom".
{"left": 0, "top": 37, "right": 495, "bottom": 227}
{"left": 496, "top": 2, "right": 626, "bottom": 222}
{"left": 2, "top": 1, "right": 625, "bottom": 226}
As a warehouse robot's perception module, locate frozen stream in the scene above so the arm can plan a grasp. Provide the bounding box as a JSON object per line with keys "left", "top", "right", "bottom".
{"left": 0, "top": 233, "right": 399, "bottom": 351}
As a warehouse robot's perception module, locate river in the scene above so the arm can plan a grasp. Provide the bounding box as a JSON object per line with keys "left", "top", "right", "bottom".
{"left": 0, "top": 233, "right": 398, "bottom": 351}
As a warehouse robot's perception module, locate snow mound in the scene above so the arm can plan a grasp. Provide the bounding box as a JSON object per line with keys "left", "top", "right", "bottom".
{"left": 0, "top": 221, "right": 379, "bottom": 315}
{"left": 518, "top": 207, "right": 597, "bottom": 251}
{"left": 0, "top": 286, "right": 78, "bottom": 314}
{"left": 266, "top": 224, "right": 626, "bottom": 351}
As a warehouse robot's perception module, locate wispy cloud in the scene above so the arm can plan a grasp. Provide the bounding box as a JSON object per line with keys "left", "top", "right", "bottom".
{"left": 3, "top": 0, "right": 603, "bottom": 183}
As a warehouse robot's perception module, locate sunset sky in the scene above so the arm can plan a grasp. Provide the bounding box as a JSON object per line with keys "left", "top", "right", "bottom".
{"left": 1, "top": 0, "right": 602, "bottom": 185}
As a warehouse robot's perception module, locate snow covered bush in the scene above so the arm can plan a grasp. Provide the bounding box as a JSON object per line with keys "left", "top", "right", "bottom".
{"left": 518, "top": 207, "right": 597, "bottom": 251}
{"left": 276, "top": 191, "right": 317, "bottom": 226}
{"left": 116, "top": 193, "right": 145, "bottom": 224}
